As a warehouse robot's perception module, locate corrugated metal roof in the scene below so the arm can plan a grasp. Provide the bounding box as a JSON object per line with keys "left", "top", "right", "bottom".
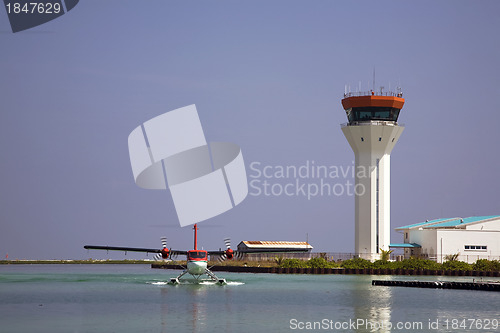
{"left": 395, "top": 215, "right": 500, "bottom": 230}
{"left": 240, "top": 241, "right": 313, "bottom": 249}
{"left": 432, "top": 216, "right": 499, "bottom": 228}
{"left": 394, "top": 217, "right": 459, "bottom": 230}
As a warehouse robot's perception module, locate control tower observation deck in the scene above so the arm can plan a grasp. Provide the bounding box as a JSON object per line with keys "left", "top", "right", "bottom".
{"left": 340, "top": 90, "right": 405, "bottom": 261}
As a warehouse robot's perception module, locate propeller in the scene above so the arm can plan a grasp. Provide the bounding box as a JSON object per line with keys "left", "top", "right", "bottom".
{"left": 224, "top": 238, "right": 234, "bottom": 260}
{"left": 217, "top": 238, "right": 243, "bottom": 262}
{"left": 153, "top": 237, "right": 170, "bottom": 261}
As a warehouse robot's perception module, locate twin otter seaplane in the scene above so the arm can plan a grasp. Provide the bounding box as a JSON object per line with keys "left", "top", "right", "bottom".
{"left": 84, "top": 224, "right": 308, "bottom": 285}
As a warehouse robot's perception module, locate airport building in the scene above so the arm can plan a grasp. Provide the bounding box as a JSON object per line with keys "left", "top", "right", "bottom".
{"left": 237, "top": 241, "right": 313, "bottom": 261}
{"left": 394, "top": 215, "right": 500, "bottom": 263}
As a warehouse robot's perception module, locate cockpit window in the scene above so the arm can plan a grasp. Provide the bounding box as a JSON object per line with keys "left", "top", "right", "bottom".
{"left": 188, "top": 251, "right": 207, "bottom": 259}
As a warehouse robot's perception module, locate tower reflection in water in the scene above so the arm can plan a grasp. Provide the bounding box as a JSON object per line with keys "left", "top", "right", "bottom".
{"left": 351, "top": 279, "right": 392, "bottom": 333}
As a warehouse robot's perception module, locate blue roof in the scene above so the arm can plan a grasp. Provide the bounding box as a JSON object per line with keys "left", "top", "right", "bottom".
{"left": 396, "top": 215, "right": 500, "bottom": 230}
{"left": 434, "top": 215, "right": 500, "bottom": 227}
{"left": 390, "top": 243, "right": 421, "bottom": 248}
{"left": 394, "top": 217, "right": 459, "bottom": 230}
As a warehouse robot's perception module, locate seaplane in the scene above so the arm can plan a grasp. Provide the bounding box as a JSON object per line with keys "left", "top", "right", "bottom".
{"left": 84, "top": 224, "right": 308, "bottom": 285}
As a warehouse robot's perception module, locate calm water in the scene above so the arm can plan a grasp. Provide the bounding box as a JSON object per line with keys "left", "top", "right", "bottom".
{"left": 0, "top": 265, "right": 498, "bottom": 333}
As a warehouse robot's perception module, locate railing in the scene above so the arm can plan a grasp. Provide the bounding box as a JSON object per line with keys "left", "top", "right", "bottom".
{"left": 341, "top": 121, "right": 404, "bottom": 128}
{"left": 435, "top": 254, "right": 500, "bottom": 264}
{"left": 343, "top": 91, "right": 403, "bottom": 98}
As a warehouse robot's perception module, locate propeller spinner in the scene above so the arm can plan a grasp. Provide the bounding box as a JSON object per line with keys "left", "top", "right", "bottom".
{"left": 224, "top": 238, "right": 234, "bottom": 260}
{"left": 217, "top": 238, "right": 236, "bottom": 262}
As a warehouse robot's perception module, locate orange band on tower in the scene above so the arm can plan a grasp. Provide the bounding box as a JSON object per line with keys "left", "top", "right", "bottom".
{"left": 342, "top": 96, "right": 405, "bottom": 109}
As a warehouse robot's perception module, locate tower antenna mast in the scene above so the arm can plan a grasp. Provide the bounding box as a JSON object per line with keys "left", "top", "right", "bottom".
{"left": 373, "top": 68, "right": 376, "bottom": 92}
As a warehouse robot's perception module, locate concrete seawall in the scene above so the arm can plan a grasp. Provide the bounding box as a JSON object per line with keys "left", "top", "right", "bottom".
{"left": 151, "top": 264, "right": 500, "bottom": 277}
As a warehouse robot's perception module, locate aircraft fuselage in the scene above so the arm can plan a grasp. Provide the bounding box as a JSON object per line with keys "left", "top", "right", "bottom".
{"left": 186, "top": 250, "right": 208, "bottom": 276}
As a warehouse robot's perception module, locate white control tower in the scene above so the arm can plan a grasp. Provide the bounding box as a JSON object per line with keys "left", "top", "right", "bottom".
{"left": 341, "top": 90, "right": 405, "bottom": 260}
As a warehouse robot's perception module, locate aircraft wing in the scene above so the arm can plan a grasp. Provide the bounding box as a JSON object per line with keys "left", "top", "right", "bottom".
{"left": 84, "top": 245, "right": 187, "bottom": 256}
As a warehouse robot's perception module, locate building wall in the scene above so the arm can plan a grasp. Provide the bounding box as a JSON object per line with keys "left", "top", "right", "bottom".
{"left": 437, "top": 230, "right": 500, "bottom": 263}
{"left": 406, "top": 229, "right": 437, "bottom": 259}
{"left": 408, "top": 228, "right": 500, "bottom": 263}
{"left": 237, "top": 252, "right": 312, "bottom": 261}
{"left": 465, "top": 219, "right": 500, "bottom": 231}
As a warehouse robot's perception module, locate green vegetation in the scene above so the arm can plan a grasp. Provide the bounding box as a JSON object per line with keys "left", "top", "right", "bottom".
{"left": 472, "top": 259, "right": 500, "bottom": 271}
{"left": 306, "top": 257, "right": 338, "bottom": 268}
{"left": 379, "top": 248, "right": 393, "bottom": 262}
{"left": 280, "top": 259, "right": 308, "bottom": 268}
{"left": 441, "top": 260, "right": 472, "bottom": 271}
{"left": 274, "top": 256, "right": 284, "bottom": 266}
{"left": 280, "top": 257, "right": 338, "bottom": 269}
{"left": 441, "top": 253, "right": 472, "bottom": 270}
{"left": 444, "top": 253, "right": 460, "bottom": 261}
{"left": 340, "top": 257, "right": 442, "bottom": 270}
{"left": 275, "top": 257, "right": 499, "bottom": 271}
{"left": 341, "top": 258, "right": 372, "bottom": 269}
{"left": 397, "top": 258, "right": 441, "bottom": 270}
{"left": 372, "top": 260, "right": 398, "bottom": 269}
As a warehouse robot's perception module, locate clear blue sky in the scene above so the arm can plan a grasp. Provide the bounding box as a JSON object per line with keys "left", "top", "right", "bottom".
{"left": 1, "top": 1, "right": 499, "bottom": 259}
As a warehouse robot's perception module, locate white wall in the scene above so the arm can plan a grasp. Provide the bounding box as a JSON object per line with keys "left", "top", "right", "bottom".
{"left": 437, "top": 229, "right": 500, "bottom": 263}
{"left": 408, "top": 228, "right": 500, "bottom": 263}
{"left": 407, "top": 229, "right": 437, "bottom": 259}
{"left": 465, "top": 219, "right": 500, "bottom": 231}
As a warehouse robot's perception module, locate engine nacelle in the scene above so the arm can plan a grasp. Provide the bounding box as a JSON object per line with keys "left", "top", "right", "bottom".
{"left": 161, "top": 248, "right": 170, "bottom": 259}
{"left": 226, "top": 248, "right": 234, "bottom": 260}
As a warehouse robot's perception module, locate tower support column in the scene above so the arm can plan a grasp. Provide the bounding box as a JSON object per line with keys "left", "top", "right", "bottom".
{"left": 354, "top": 151, "right": 391, "bottom": 260}
{"left": 342, "top": 122, "right": 404, "bottom": 260}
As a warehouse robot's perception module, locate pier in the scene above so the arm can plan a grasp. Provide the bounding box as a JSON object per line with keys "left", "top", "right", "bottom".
{"left": 372, "top": 280, "right": 500, "bottom": 291}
